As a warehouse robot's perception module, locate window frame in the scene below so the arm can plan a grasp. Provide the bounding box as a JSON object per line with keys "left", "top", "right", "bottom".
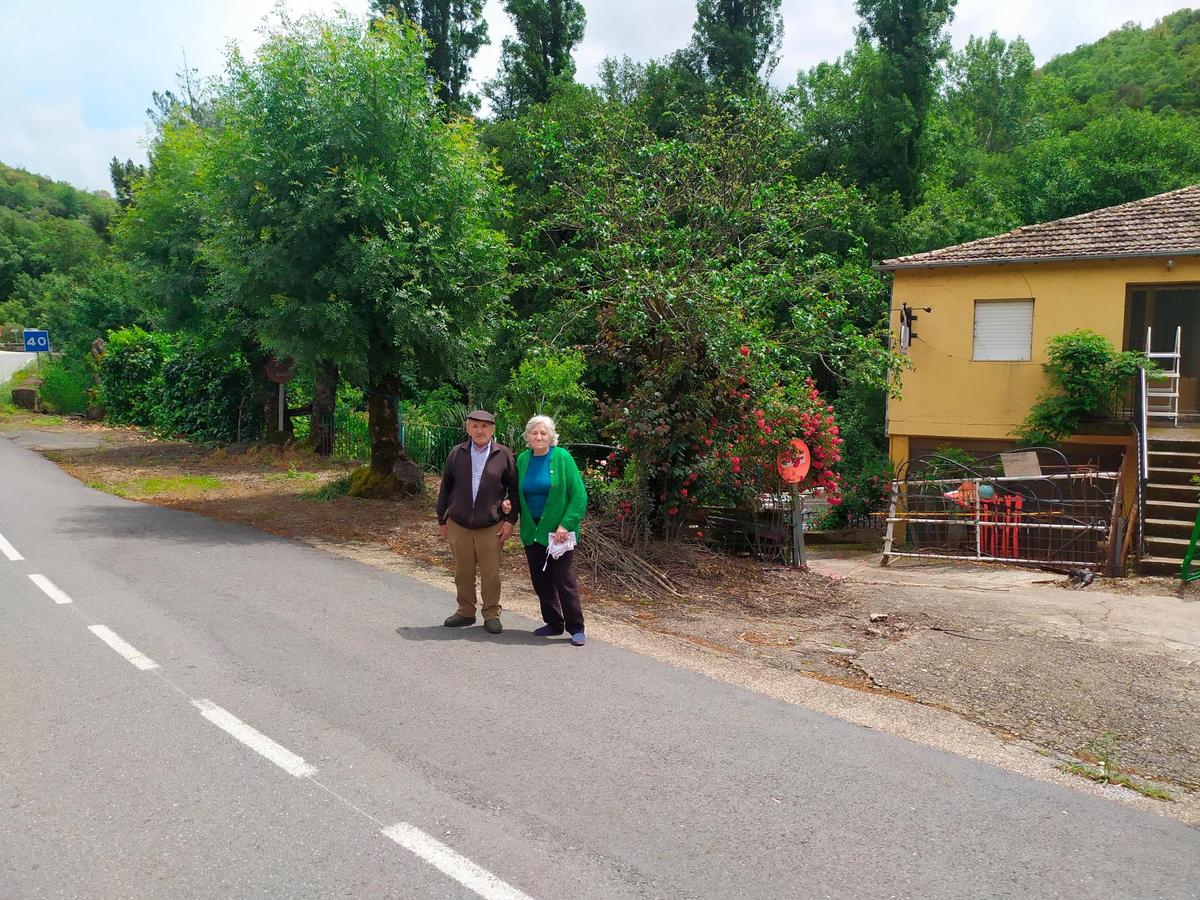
{"left": 972, "top": 298, "right": 1035, "bottom": 362}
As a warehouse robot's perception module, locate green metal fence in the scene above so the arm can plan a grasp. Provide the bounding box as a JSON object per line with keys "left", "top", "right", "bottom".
{"left": 399, "top": 420, "right": 463, "bottom": 473}
{"left": 334, "top": 408, "right": 372, "bottom": 461}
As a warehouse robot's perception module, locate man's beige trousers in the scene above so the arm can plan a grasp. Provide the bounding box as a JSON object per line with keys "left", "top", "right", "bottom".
{"left": 446, "top": 520, "right": 503, "bottom": 620}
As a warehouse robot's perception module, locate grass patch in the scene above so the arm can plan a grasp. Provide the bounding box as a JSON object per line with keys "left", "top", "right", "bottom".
{"left": 133, "top": 475, "right": 224, "bottom": 495}
{"left": 304, "top": 475, "right": 352, "bottom": 502}
{"left": 265, "top": 462, "right": 318, "bottom": 483}
{"left": 0, "top": 406, "right": 64, "bottom": 428}
{"left": 1057, "top": 733, "right": 1173, "bottom": 802}
{"left": 89, "top": 474, "right": 224, "bottom": 498}
{"left": 0, "top": 365, "right": 35, "bottom": 405}
{"left": 87, "top": 480, "right": 129, "bottom": 498}
{"left": 1058, "top": 762, "right": 1174, "bottom": 802}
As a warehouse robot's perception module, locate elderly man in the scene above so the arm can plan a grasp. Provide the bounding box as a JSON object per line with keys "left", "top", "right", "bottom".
{"left": 436, "top": 410, "right": 519, "bottom": 634}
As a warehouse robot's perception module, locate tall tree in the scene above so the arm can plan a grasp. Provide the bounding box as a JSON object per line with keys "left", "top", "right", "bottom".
{"left": 945, "top": 33, "right": 1033, "bottom": 154}
{"left": 109, "top": 158, "right": 147, "bottom": 210}
{"left": 689, "top": 0, "right": 784, "bottom": 88}
{"left": 370, "top": 0, "right": 489, "bottom": 111}
{"left": 484, "top": 0, "right": 586, "bottom": 117}
{"left": 853, "top": 0, "right": 956, "bottom": 205}
{"left": 204, "top": 12, "right": 511, "bottom": 481}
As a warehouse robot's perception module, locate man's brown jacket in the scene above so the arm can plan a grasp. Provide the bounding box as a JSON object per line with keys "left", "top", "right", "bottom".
{"left": 436, "top": 441, "right": 519, "bottom": 530}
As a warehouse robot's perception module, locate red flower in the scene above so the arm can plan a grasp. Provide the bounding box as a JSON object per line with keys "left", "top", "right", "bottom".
{"left": 739, "top": 345, "right": 750, "bottom": 356}
{"left": 680, "top": 488, "right": 688, "bottom": 497}
{"left": 668, "top": 507, "right": 679, "bottom": 516}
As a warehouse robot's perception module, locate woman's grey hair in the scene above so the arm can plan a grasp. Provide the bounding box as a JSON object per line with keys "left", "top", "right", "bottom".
{"left": 523, "top": 414, "right": 559, "bottom": 447}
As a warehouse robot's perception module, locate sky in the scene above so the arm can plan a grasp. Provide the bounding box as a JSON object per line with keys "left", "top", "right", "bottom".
{"left": 1, "top": 0, "right": 1191, "bottom": 193}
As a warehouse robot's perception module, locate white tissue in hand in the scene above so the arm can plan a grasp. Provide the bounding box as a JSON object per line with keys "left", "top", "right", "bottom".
{"left": 547, "top": 533, "right": 576, "bottom": 559}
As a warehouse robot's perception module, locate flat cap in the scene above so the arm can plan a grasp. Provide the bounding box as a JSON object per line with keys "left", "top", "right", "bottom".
{"left": 466, "top": 409, "right": 495, "bottom": 423}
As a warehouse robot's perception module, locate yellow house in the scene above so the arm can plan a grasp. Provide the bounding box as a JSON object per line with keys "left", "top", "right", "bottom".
{"left": 875, "top": 185, "right": 1200, "bottom": 573}
{"left": 878, "top": 185, "right": 1200, "bottom": 459}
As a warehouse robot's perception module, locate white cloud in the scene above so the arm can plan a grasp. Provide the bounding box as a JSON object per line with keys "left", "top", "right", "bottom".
{"left": 0, "top": 97, "right": 145, "bottom": 193}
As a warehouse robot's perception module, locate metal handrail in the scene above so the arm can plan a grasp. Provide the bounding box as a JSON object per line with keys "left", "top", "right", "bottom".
{"left": 1182, "top": 505, "right": 1200, "bottom": 584}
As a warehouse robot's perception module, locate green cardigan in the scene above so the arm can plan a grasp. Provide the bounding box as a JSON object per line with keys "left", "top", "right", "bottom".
{"left": 516, "top": 446, "right": 587, "bottom": 546}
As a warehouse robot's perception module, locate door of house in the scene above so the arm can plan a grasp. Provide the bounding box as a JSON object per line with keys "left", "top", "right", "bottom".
{"left": 1125, "top": 284, "right": 1200, "bottom": 418}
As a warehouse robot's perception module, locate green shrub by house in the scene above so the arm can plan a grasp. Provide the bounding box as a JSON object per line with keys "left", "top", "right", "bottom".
{"left": 1016, "top": 330, "right": 1152, "bottom": 446}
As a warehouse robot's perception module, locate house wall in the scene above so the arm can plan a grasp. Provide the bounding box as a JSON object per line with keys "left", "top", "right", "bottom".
{"left": 886, "top": 256, "right": 1200, "bottom": 467}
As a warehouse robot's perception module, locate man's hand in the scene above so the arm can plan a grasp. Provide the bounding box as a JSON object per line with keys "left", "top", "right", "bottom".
{"left": 501, "top": 499, "right": 512, "bottom": 515}
{"left": 437, "top": 523, "right": 448, "bottom": 540}
{"left": 498, "top": 521, "right": 514, "bottom": 544}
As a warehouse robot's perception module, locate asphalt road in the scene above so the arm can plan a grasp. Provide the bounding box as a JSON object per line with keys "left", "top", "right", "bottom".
{"left": 1, "top": 433, "right": 1198, "bottom": 899}
{"left": 0, "top": 351, "right": 36, "bottom": 384}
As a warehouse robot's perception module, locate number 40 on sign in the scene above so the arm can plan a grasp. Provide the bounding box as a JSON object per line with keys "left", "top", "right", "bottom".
{"left": 23, "top": 330, "right": 50, "bottom": 353}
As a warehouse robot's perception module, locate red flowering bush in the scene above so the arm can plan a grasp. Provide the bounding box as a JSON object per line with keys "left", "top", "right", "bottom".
{"left": 599, "top": 341, "right": 843, "bottom": 541}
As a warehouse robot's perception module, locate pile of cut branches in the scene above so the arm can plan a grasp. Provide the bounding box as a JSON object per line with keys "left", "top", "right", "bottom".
{"left": 577, "top": 523, "right": 683, "bottom": 598}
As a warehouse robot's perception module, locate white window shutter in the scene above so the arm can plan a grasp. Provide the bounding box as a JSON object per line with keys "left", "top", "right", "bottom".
{"left": 973, "top": 300, "right": 1033, "bottom": 361}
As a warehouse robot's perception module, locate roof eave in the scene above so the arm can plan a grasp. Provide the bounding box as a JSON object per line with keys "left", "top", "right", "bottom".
{"left": 873, "top": 247, "right": 1200, "bottom": 273}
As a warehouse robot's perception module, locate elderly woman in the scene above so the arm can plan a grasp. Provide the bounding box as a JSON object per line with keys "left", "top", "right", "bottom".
{"left": 514, "top": 414, "right": 588, "bottom": 646}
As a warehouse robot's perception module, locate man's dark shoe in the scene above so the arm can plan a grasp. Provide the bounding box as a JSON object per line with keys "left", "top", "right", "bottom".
{"left": 533, "top": 624, "right": 564, "bottom": 637}
{"left": 444, "top": 613, "right": 476, "bottom": 628}
{"left": 484, "top": 618, "right": 503, "bottom": 634}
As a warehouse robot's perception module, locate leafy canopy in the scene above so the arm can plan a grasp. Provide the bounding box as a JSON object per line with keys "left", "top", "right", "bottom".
{"left": 200, "top": 11, "right": 512, "bottom": 470}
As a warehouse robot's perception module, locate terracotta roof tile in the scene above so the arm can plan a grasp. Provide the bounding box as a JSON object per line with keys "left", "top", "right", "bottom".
{"left": 877, "top": 184, "right": 1200, "bottom": 270}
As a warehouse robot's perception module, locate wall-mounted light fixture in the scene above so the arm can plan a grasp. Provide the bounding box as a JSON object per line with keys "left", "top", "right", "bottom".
{"left": 1166, "top": 258, "right": 1175, "bottom": 271}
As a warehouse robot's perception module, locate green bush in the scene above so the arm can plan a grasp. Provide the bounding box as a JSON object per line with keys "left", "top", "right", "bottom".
{"left": 100, "top": 327, "right": 261, "bottom": 442}
{"left": 39, "top": 356, "right": 90, "bottom": 414}
{"left": 411, "top": 384, "right": 467, "bottom": 428}
{"left": 99, "top": 326, "right": 176, "bottom": 426}
{"left": 495, "top": 349, "right": 598, "bottom": 442}
{"left": 154, "top": 343, "right": 261, "bottom": 443}
{"left": 1016, "top": 330, "right": 1151, "bottom": 446}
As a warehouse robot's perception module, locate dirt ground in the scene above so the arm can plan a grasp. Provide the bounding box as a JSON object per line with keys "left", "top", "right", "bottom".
{"left": 5, "top": 408, "right": 1199, "bottom": 818}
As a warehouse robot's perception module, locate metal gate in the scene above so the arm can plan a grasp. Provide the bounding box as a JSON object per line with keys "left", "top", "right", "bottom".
{"left": 882, "top": 448, "right": 1121, "bottom": 569}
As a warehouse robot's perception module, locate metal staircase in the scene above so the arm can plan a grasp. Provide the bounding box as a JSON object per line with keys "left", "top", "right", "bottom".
{"left": 1145, "top": 326, "right": 1182, "bottom": 426}
{"left": 1141, "top": 434, "right": 1200, "bottom": 576}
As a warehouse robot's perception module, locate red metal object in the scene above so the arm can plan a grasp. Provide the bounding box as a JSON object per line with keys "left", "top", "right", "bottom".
{"left": 980, "top": 493, "right": 1023, "bottom": 559}
{"left": 776, "top": 439, "right": 812, "bottom": 484}
{"left": 265, "top": 357, "right": 296, "bottom": 384}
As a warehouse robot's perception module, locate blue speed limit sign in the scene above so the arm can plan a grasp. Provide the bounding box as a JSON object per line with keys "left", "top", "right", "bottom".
{"left": 23, "top": 330, "right": 50, "bottom": 352}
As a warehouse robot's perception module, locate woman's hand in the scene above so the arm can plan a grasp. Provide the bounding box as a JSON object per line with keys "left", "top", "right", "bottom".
{"left": 501, "top": 498, "right": 512, "bottom": 515}
{"left": 550, "top": 525, "right": 570, "bottom": 544}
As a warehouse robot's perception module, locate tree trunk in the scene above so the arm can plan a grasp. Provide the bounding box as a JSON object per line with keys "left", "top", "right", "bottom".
{"left": 311, "top": 360, "right": 338, "bottom": 456}
{"left": 367, "top": 378, "right": 401, "bottom": 475}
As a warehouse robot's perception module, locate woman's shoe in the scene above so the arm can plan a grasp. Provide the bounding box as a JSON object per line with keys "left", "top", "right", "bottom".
{"left": 570, "top": 632, "right": 586, "bottom": 646}
{"left": 533, "top": 624, "right": 564, "bottom": 637}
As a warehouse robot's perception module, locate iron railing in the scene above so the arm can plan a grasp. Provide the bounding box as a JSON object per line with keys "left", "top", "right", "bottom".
{"left": 882, "top": 448, "right": 1121, "bottom": 569}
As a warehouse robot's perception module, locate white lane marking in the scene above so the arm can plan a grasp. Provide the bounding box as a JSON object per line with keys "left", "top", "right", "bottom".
{"left": 191, "top": 699, "right": 316, "bottom": 778}
{"left": 88, "top": 625, "right": 159, "bottom": 671}
{"left": 28, "top": 574, "right": 72, "bottom": 604}
{"left": 0, "top": 532, "right": 22, "bottom": 561}
{"left": 381, "top": 822, "right": 536, "bottom": 900}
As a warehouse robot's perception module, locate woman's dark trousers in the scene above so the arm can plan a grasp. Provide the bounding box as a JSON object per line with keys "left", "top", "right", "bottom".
{"left": 524, "top": 543, "right": 584, "bottom": 634}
